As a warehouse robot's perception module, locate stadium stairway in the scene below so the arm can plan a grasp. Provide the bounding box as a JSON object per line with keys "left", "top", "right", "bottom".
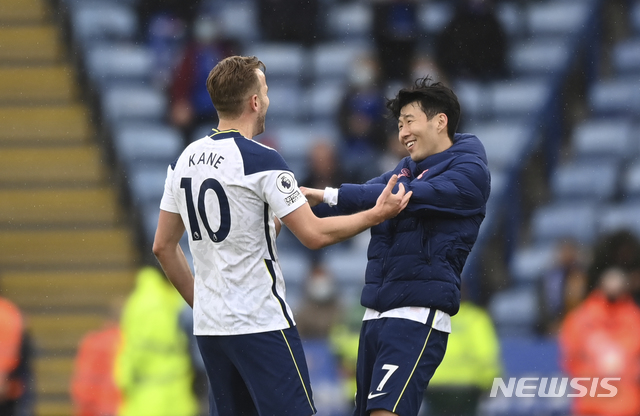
{"left": 0, "top": 0, "right": 140, "bottom": 414}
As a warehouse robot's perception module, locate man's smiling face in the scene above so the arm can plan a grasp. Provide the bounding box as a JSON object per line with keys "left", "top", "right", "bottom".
{"left": 397, "top": 102, "right": 450, "bottom": 162}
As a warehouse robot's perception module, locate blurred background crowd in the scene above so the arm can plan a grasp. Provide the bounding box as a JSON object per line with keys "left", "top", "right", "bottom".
{"left": 1, "top": 0, "right": 640, "bottom": 415}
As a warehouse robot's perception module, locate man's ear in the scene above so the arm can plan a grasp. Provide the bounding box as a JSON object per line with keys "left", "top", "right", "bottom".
{"left": 437, "top": 113, "right": 448, "bottom": 134}
{"left": 249, "top": 94, "right": 259, "bottom": 112}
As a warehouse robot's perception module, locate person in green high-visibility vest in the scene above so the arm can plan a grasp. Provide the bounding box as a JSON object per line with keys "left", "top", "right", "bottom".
{"left": 424, "top": 299, "right": 502, "bottom": 416}
{"left": 115, "top": 266, "right": 199, "bottom": 416}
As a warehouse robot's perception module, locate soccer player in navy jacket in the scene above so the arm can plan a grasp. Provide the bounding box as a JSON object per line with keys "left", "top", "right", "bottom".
{"left": 303, "top": 77, "right": 491, "bottom": 416}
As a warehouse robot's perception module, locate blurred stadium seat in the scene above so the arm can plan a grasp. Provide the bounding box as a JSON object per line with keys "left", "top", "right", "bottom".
{"left": 599, "top": 201, "right": 640, "bottom": 240}
{"left": 325, "top": 2, "right": 372, "bottom": 40}
{"left": 101, "top": 84, "right": 167, "bottom": 124}
{"left": 588, "top": 77, "right": 640, "bottom": 115}
{"left": 550, "top": 159, "right": 619, "bottom": 202}
{"left": 531, "top": 202, "right": 599, "bottom": 245}
{"left": 68, "top": 1, "right": 138, "bottom": 49}
{"left": 508, "top": 38, "right": 570, "bottom": 77}
{"left": 111, "top": 122, "right": 183, "bottom": 171}
{"left": 570, "top": 117, "right": 634, "bottom": 161}
{"left": 612, "top": 38, "right": 640, "bottom": 75}
{"left": 85, "top": 43, "right": 154, "bottom": 90}
{"left": 509, "top": 242, "right": 558, "bottom": 284}
{"left": 525, "top": 0, "right": 590, "bottom": 36}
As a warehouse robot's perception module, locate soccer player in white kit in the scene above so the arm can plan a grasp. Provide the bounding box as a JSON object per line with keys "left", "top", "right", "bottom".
{"left": 153, "top": 55, "right": 412, "bottom": 416}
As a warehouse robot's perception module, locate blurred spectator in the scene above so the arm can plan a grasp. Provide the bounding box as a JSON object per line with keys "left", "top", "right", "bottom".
{"left": 410, "top": 53, "right": 449, "bottom": 87}
{"left": 435, "top": 0, "right": 507, "bottom": 81}
{"left": 146, "top": 14, "right": 189, "bottom": 89}
{"left": 258, "top": 0, "right": 320, "bottom": 45}
{"left": 372, "top": 0, "right": 419, "bottom": 83}
{"left": 424, "top": 296, "right": 502, "bottom": 416}
{"left": 294, "top": 264, "right": 349, "bottom": 416}
{"left": 295, "top": 262, "right": 343, "bottom": 340}
{"left": 137, "top": 0, "right": 201, "bottom": 35}
{"left": 169, "top": 14, "right": 239, "bottom": 144}
{"left": 538, "top": 239, "right": 589, "bottom": 335}
{"left": 300, "top": 141, "right": 350, "bottom": 190}
{"left": 115, "top": 266, "right": 198, "bottom": 416}
{"left": 559, "top": 267, "right": 640, "bottom": 416}
{"left": 0, "top": 296, "right": 34, "bottom": 416}
{"left": 588, "top": 230, "right": 640, "bottom": 297}
{"left": 329, "top": 300, "right": 367, "bottom": 409}
{"left": 71, "top": 300, "right": 122, "bottom": 416}
{"left": 337, "top": 52, "right": 388, "bottom": 182}
{"left": 178, "top": 305, "right": 208, "bottom": 416}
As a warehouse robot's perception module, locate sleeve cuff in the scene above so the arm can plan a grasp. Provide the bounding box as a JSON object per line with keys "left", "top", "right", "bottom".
{"left": 323, "top": 187, "right": 339, "bottom": 206}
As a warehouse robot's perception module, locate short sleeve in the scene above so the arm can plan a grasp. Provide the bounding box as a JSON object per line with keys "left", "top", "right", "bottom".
{"left": 159, "top": 165, "right": 179, "bottom": 213}
{"left": 254, "top": 170, "right": 307, "bottom": 218}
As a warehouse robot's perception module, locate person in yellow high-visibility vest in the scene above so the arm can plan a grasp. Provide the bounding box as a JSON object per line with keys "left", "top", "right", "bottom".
{"left": 425, "top": 300, "right": 502, "bottom": 416}
{"left": 115, "top": 266, "right": 199, "bottom": 416}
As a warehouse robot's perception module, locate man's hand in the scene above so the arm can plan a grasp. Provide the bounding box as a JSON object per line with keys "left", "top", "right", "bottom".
{"left": 300, "top": 186, "right": 324, "bottom": 207}
{"left": 372, "top": 175, "right": 412, "bottom": 223}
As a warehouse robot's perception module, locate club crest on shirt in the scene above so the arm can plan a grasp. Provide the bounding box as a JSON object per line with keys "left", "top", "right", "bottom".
{"left": 398, "top": 168, "right": 411, "bottom": 178}
{"left": 276, "top": 172, "right": 295, "bottom": 194}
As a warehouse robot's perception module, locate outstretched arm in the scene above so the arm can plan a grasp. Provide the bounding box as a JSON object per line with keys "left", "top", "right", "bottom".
{"left": 282, "top": 175, "right": 411, "bottom": 250}
{"left": 307, "top": 158, "right": 489, "bottom": 217}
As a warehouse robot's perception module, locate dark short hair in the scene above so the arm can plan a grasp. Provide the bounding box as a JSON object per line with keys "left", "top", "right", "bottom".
{"left": 206, "top": 55, "right": 266, "bottom": 119}
{"left": 386, "top": 76, "right": 461, "bottom": 139}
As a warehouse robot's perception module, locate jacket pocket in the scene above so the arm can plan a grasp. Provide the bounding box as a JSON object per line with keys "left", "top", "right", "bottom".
{"left": 421, "top": 222, "right": 432, "bottom": 265}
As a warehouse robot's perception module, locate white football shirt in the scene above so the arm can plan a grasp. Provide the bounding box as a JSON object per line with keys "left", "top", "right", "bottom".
{"left": 160, "top": 129, "right": 307, "bottom": 335}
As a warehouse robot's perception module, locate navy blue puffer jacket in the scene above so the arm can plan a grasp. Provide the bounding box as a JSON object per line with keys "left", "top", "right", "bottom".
{"left": 322, "top": 133, "right": 490, "bottom": 316}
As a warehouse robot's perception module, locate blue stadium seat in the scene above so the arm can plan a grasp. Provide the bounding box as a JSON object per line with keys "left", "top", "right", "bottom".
{"left": 140, "top": 201, "right": 161, "bottom": 247}
{"left": 571, "top": 117, "right": 634, "bottom": 161}
{"left": 325, "top": 2, "right": 372, "bottom": 40}
{"left": 489, "top": 78, "right": 551, "bottom": 118}
{"left": 499, "top": 336, "right": 561, "bottom": 377}
{"left": 310, "top": 41, "right": 372, "bottom": 82}
{"left": 69, "top": 2, "right": 138, "bottom": 47}
{"left": 509, "top": 242, "right": 558, "bottom": 284}
{"left": 127, "top": 164, "right": 168, "bottom": 208}
{"left": 454, "top": 80, "right": 491, "bottom": 123}
{"left": 531, "top": 202, "right": 599, "bottom": 244}
{"left": 464, "top": 121, "right": 532, "bottom": 173}
{"left": 588, "top": 77, "right": 640, "bottom": 116}
{"left": 599, "top": 202, "right": 640, "bottom": 240}
{"left": 302, "top": 339, "right": 350, "bottom": 416}
{"left": 217, "top": 0, "right": 259, "bottom": 44}
{"left": 303, "top": 80, "right": 346, "bottom": 122}
{"left": 243, "top": 43, "right": 306, "bottom": 82}
{"left": 263, "top": 81, "right": 304, "bottom": 123}
{"left": 111, "top": 123, "right": 183, "bottom": 172}
{"left": 85, "top": 43, "right": 154, "bottom": 89}
{"left": 508, "top": 38, "right": 570, "bottom": 77}
{"left": 101, "top": 85, "right": 167, "bottom": 124}
{"left": 269, "top": 119, "right": 339, "bottom": 162}
{"left": 277, "top": 250, "right": 312, "bottom": 286}
{"left": 525, "top": 0, "right": 590, "bottom": 36}
{"left": 496, "top": 2, "right": 525, "bottom": 38}
{"left": 484, "top": 170, "right": 507, "bottom": 227}
{"left": 622, "top": 160, "right": 640, "bottom": 199}
{"left": 324, "top": 244, "right": 368, "bottom": 285}
{"left": 612, "top": 37, "right": 640, "bottom": 75}
{"left": 550, "top": 159, "right": 619, "bottom": 202}
{"left": 416, "top": 1, "right": 454, "bottom": 36}
{"left": 632, "top": 1, "right": 640, "bottom": 34}
{"left": 488, "top": 286, "right": 539, "bottom": 336}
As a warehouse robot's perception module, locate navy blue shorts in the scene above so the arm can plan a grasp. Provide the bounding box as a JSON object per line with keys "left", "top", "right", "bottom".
{"left": 353, "top": 315, "right": 448, "bottom": 416}
{"left": 196, "top": 326, "right": 316, "bottom": 416}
